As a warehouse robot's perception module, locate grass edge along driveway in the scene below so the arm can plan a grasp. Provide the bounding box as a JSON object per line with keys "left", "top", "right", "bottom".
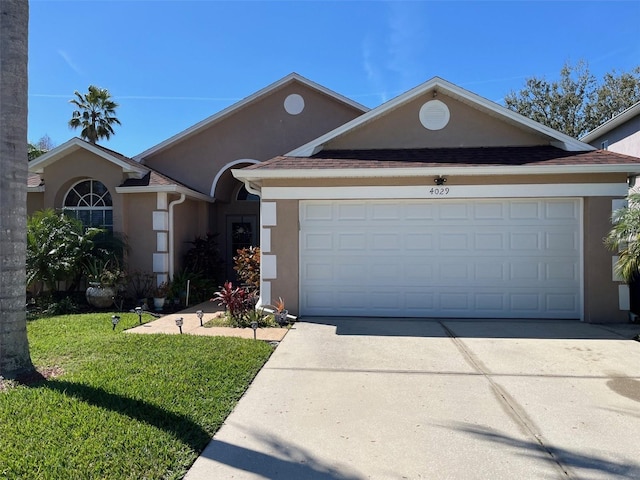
{"left": 0, "top": 313, "right": 274, "bottom": 480}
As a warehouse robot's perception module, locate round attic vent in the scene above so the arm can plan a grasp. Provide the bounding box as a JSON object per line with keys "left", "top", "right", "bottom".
{"left": 419, "top": 99, "right": 450, "bottom": 130}
{"left": 284, "top": 94, "right": 305, "bottom": 115}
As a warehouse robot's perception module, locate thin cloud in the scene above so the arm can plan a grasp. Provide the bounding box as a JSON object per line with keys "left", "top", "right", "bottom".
{"left": 57, "top": 50, "right": 84, "bottom": 76}
{"left": 29, "top": 93, "right": 243, "bottom": 102}
{"left": 361, "top": 35, "right": 389, "bottom": 104}
{"left": 386, "top": 2, "right": 419, "bottom": 87}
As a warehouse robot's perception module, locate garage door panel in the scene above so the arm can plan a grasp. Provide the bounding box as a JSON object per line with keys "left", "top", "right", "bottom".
{"left": 300, "top": 199, "right": 581, "bottom": 319}
{"left": 304, "top": 232, "right": 333, "bottom": 250}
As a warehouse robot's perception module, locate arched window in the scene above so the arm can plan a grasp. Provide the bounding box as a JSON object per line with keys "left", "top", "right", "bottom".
{"left": 63, "top": 179, "right": 113, "bottom": 231}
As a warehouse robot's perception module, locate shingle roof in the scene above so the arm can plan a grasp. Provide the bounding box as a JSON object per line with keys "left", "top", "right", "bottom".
{"left": 245, "top": 146, "right": 640, "bottom": 171}
{"left": 119, "top": 170, "right": 188, "bottom": 189}
{"left": 27, "top": 173, "right": 43, "bottom": 188}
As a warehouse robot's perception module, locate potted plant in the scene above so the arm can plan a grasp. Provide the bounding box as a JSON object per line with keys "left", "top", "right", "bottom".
{"left": 128, "top": 270, "right": 154, "bottom": 307}
{"left": 274, "top": 297, "right": 288, "bottom": 326}
{"left": 152, "top": 281, "right": 171, "bottom": 311}
{"left": 84, "top": 258, "right": 124, "bottom": 309}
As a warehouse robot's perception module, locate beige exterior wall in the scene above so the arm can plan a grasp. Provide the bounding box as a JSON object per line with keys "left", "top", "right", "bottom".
{"left": 583, "top": 197, "right": 628, "bottom": 323}
{"left": 263, "top": 200, "right": 299, "bottom": 314}
{"left": 326, "top": 94, "right": 546, "bottom": 150}
{"left": 143, "top": 82, "right": 364, "bottom": 197}
{"left": 27, "top": 191, "right": 44, "bottom": 215}
{"left": 263, "top": 176, "right": 629, "bottom": 323}
{"left": 30, "top": 150, "right": 211, "bottom": 288}
{"left": 173, "top": 197, "right": 208, "bottom": 274}
{"left": 41, "top": 149, "right": 127, "bottom": 234}
{"left": 264, "top": 173, "right": 626, "bottom": 189}
{"left": 122, "top": 192, "right": 156, "bottom": 274}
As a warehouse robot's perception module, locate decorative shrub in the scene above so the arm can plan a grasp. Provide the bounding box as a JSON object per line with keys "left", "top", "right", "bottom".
{"left": 128, "top": 270, "right": 154, "bottom": 299}
{"left": 184, "top": 233, "right": 224, "bottom": 284}
{"left": 213, "top": 281, "right": 262, "bottom": 328}
{"left": 234, "top": 246, "right": 260, "bottom": 292}
{"left": 26, "top": 209, "right": 102, "bottom": 294}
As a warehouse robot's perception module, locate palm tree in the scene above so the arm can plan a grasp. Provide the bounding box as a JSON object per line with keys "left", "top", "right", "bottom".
{"left": 605, "top": 193, "right": 640, "bottom": 283}
{"left": 0, "top": 0, "right": 34, "bottom": 379}
{"left": 69, "top": 85, "right": 121, "bottom": 143}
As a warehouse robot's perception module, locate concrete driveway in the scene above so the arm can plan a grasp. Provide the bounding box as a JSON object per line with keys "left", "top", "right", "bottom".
{"left": 185, "top": 319, "right": 640, "bottom": 480}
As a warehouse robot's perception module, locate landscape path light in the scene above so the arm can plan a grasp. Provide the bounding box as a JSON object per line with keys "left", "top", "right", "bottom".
{"left": 196, "top": 310, "right": 204, "bottom": 327}
{"left": 175, "top": 316, "right": 184, "bottom": 334}
{"left": 111, "top": 315, "right": 120, "bottom": 331}
{"left": 134, "top": 306, "right": 143, "bottom": 324}
{"left": 250, "top": 321, "right": 258, "bottom": 340}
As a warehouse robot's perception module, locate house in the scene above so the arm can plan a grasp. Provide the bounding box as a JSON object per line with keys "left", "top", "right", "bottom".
{"left": 581, "top": 101, "right": 640, "bottom": 316}
{"left": 27, "top": 73, "right": 368, "bottom": 286}
{"left": 233, "top": 77, "right": 640, "bottom": 323}
{"left": 28, "top": 74, "right": 640, "bottom": 323}
{"left": 580, "top": 101, "right": 640, "bottom": 157}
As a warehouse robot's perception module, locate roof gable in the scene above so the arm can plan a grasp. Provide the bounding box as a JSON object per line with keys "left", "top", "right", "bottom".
{"left": 29, "top": 137, "right": 147, "bottom": 175}
{"left": 580, "top": 101, "right": 640, "bottom": 143}
{"left": 28, "top": 137, "right": 211, "bottom": 201}
{"left": 134, "top": 73, "right": 369, "bottom": 161}
{"left": 288, "top": 77, "right": 594, "bottom": 156}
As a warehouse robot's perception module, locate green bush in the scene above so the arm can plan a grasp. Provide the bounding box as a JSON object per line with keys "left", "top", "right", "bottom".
{"left": 27, "top": 209, "right": 102, "bottom": 294}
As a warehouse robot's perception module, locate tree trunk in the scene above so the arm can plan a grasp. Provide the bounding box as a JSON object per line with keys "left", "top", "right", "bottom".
{"left": 0, "top": 0, "right": 33, "bottom": 379}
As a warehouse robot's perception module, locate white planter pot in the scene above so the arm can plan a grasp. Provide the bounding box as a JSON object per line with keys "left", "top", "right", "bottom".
{"left": 153, "top": 297, "right": 166, "bottom": 311}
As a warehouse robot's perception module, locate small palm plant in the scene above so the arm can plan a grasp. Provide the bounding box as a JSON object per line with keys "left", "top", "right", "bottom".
{"left": 605, "top": 193, "right": 640, "bottom": 283}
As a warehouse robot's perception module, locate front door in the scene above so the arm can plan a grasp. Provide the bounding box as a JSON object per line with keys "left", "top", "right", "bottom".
{"left": 226, "top": 215, "right": 257, "bottom": 281}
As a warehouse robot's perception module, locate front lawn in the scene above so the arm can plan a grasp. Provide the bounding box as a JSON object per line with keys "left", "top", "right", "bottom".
{"left": 0, "top": 313, "right": 274, "bottom": 479}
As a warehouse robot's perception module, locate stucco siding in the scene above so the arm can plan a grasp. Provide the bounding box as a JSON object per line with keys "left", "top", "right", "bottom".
{"left": 326, "top": 95, "right": 546, "bottom": 150}
{"left": 263, "top": 173, "right": 627, "bottom": 189}
{"left": 587, "top": 115, "right": 640, "bottom": 157}
{"left": 583, "top": 196, "right": 628, "bottom": 323}
{"left": 42, "top": 149, "right": 126, "bottom": 235}
{"left": 172, "top": 197, "right": 208, "bottom": 274}
{"left": 26, "top": 192, "right": 44, "bottom": 215}
{"left": 265, "top": 182, "right": 627, "bottom": 322}
{"left": 142, "top": 82, "right": 364, "bottom": 197}
{"left": 263, "top": 200, "right": 299, "bottom": 315}
{"left": 122, "top": 192, "right": 156, "bottom": 274}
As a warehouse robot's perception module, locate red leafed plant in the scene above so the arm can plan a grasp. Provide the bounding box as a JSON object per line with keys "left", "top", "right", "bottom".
{"left": 212, "top": 281, "right": 257, "bottom": 327}
{"left": 234, "top": 246, "right": 260, "bottom": 292}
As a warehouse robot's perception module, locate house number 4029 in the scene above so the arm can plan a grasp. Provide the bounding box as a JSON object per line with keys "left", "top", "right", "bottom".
{"left": 429, "top": 187, "right": 450, "bottom": 195}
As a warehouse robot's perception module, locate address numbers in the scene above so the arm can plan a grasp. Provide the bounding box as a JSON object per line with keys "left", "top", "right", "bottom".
{"left": 429, "top": 187, "right": 450, "bottom": 196}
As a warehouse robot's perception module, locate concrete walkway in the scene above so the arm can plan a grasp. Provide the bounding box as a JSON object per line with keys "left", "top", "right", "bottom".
{"left": 184, "top": 318, "right": 640, "bottom": 480}
{"left": 126, "top": 301, "right": 289, "bottom": 342}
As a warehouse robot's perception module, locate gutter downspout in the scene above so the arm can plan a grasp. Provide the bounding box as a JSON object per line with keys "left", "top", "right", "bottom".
{"left": 168, "top": 194, "right": 186, "bottom": 280}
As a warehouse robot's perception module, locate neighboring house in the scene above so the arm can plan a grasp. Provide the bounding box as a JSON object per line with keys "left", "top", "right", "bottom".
{"left": 27, "top": 73, "right": 368, "bottom": 286}
{"left": 580, "top": 101, "right": 640, "bottom": 157}
{"left": 581, "top": 101, "right": 640, "bottom": 317}
{"left": 234, "top": 77, "right": 640, "bottom": 323}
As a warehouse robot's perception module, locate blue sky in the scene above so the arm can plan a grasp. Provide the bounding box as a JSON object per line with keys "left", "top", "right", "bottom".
{"left": 29, "top": 0, "right": 640, "bottom": 157}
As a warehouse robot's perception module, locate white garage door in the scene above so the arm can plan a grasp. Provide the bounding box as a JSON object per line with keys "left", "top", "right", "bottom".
{"left": 299, "top": 199, "right": 581, "bottom": 319}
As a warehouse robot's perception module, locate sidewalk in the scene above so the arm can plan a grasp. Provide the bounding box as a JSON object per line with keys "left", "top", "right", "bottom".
{"left": 125, "top": 301, "right": 289, "bottom": 342}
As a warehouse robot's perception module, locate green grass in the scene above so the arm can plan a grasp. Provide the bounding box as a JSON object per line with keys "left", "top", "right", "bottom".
{"left": 0, "top": 313, "right": 274, "bottom": 480}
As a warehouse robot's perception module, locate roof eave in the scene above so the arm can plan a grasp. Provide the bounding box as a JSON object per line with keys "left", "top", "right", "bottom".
{"left": 115, "top": 184, "right": 213, "bottom": 202}
{"left": 580, "top": 101, "right": 640, "bottom": 143}
{"left": 134, "top": 73, "right": 369, "bottom": 161}
{"left": 287, "top": 77, "right": 594, "bottom": 157}
{"left": 29, "top": 138, "right": 146, "bottom": 175}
